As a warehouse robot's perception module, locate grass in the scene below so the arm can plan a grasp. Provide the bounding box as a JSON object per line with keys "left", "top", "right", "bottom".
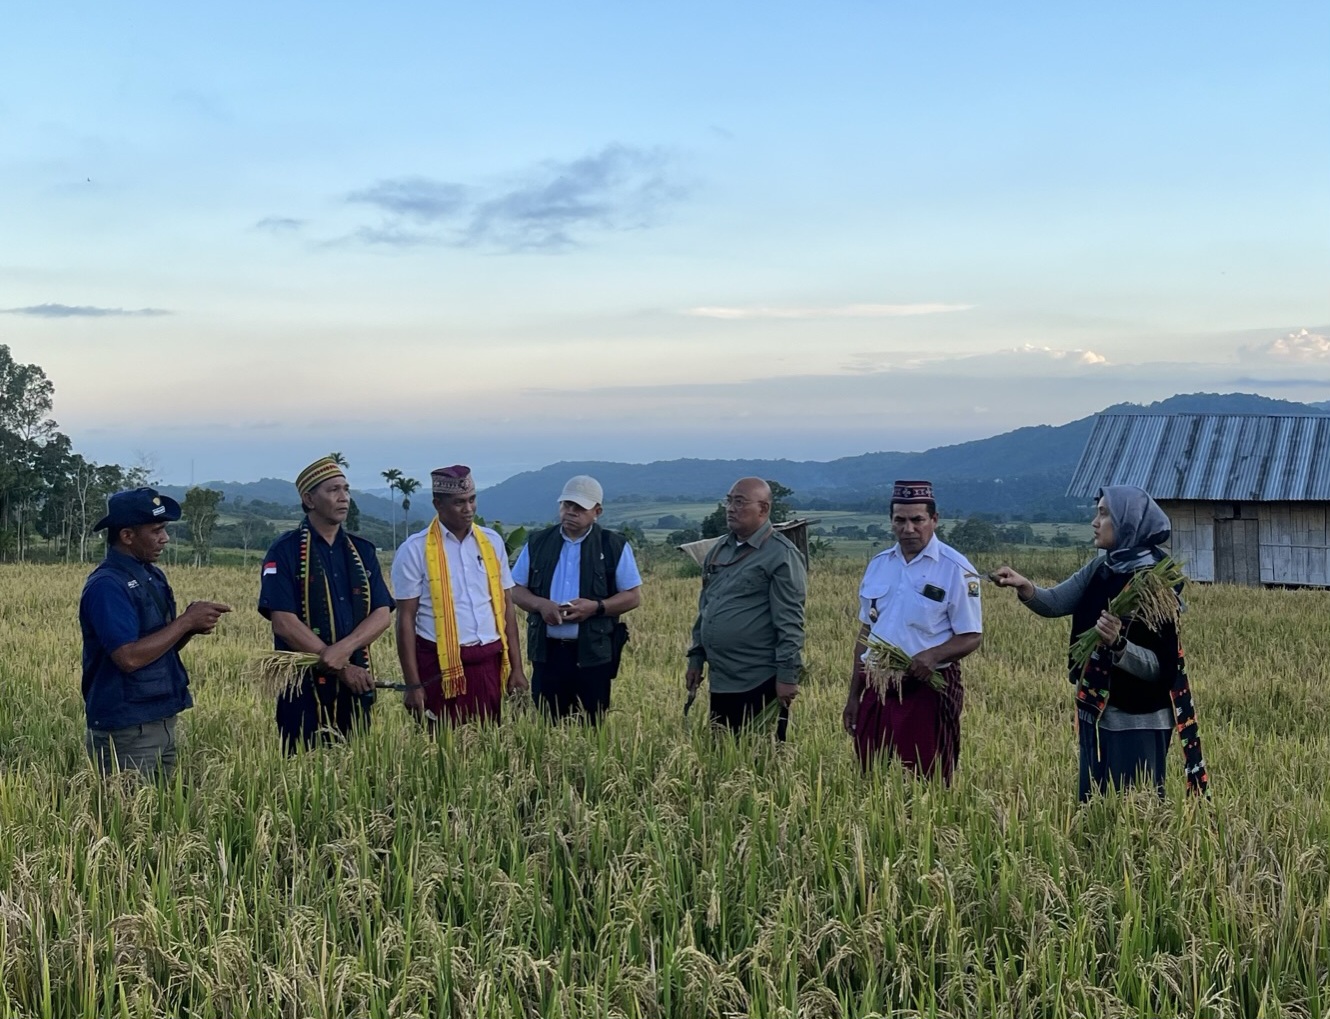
{"left": 0, "top": 557, "right": 1328, "bottom": 1017}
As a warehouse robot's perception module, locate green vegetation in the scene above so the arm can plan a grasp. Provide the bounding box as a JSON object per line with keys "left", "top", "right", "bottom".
{"left": 1, "top": 558, "right": 1326, "bottom": 1017}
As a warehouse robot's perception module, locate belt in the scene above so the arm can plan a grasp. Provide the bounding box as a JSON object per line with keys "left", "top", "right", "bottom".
{"left": 548, "top": 637, "right": 578, "bottom": 645}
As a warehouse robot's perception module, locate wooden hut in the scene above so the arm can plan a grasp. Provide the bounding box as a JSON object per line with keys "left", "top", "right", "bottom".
{"left": 1067, "top": 413, "right": 1330, "bottom": 587}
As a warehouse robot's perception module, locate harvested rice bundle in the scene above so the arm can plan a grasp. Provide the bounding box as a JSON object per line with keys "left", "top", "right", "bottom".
{"left": 1069, "top": 556, "right": 1186, "bottom": 675}
{"left": 252, "top": 650, "right": 417, "bottom": 698}
{"left": 252, "top": 650, "right": 322, "bottom": 700}
{"left": 863, "top": 634, "right": 946, "bottom": 700}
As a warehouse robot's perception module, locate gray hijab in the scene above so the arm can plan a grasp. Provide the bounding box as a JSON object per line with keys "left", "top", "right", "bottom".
{"left": 1099, "top": 485, "right": 1171, "bottom": 574}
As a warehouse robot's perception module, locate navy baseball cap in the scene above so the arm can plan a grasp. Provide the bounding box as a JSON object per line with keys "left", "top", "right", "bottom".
{"left": 93, "top": 488, "right": 182, "bottom": 532}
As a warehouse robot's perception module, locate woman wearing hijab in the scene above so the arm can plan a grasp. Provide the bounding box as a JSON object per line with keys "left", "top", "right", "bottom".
{"left": 993, "top": 486, "right": 1208, "bottom": 801}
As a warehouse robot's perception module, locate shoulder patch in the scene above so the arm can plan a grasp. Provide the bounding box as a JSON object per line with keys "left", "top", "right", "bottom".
{"left": 968, "top": 579, "right": 981, "bottom": 598}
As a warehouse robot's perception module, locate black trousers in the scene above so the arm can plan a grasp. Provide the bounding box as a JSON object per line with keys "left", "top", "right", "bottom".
{"left": 533, "top": 639, "right": 614, "bottom": 724}
{"left": 276, "top": 676, "right": 373, "bottom": 754}
{"left": 709, "top": 677, "right": 788, "bottom": 741}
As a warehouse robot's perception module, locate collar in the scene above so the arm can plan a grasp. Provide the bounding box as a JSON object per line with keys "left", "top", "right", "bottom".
{"left": 887, "top": 533, "right": 941, "bottom": 563}
{"left": 106, "top": 546, "right": 153, "bottom": 570}
{"left": 302, "top": 515, "right": 343, "bottom": 546}
{"left": 440, "top": 520, "right": 475, "bottom": 544}
{"left": 561, "top": 525, "right": 593, "bottom": 546}
{"left": 729, "top": 519, "right": 773, "bottom": 549}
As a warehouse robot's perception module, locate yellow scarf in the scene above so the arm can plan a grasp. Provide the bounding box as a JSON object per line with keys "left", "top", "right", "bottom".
{"left": 425, "top": 518, "right": 511, "bottom": 698}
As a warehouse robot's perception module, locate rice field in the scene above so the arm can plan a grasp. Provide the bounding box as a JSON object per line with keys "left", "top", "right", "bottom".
{"left": 1, "top": 556, "right": 1327, "bottom": 1018}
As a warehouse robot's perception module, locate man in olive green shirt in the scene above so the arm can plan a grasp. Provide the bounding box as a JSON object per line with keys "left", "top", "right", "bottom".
{"left": 686, "top": 477, "right": 807, "bottom": 739}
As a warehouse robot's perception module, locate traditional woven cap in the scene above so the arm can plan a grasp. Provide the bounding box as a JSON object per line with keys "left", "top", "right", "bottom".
{"left": 558, "top": 475, "right": 603, "bottom": 509}
{"left": 93, "top": 488, "right": 182, "bottom": 532}
{"left": 295, "top": 457, "right": 345, "bottom": 498}
{"left": 431, "top": 465, "right": 475, "bottom": 496}
{"left": 892, "top": 480, "right": 934, "bottom": 503}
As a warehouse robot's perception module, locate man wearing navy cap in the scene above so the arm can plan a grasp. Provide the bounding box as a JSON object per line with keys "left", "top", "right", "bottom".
{"left": 79, "top": 488, "right": 232, "bottom": 778}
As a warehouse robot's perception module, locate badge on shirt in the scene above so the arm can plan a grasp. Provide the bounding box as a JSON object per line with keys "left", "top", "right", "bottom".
{"left": 263, "top": 561, "right": 278, "bottom": 576}
{"left": 968, "top": 580, "right": 980, "bottom": 598}
{"left": 127, "top": 579, "right": 139, "bottom": 589}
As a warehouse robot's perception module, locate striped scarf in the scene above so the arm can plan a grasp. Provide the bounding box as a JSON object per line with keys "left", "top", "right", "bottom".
{"left": 425, "top": 518, "right": 511, "bottom": 698}
{"left": 298, "top": 519, "right": 373, "bottom": 683}
{"left": 1077, "top": 636, "right": 1210, "bottom": 798}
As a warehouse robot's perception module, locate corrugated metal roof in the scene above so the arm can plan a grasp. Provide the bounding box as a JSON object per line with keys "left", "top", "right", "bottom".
{"left": 1067, "top": 414, "right": 1330, "bottom": 501}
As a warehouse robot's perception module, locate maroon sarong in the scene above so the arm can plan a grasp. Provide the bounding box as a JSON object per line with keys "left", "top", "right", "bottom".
{"left": 854, "top": 663, "right": 963, "bottom": 783}
{"left": 415, "top": 635, "right": 504, "bottom": 727}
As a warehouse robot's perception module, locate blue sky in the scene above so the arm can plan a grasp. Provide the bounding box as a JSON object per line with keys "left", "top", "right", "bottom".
{"left": 3, "top": 1, "right": 1327, "bottom": 488}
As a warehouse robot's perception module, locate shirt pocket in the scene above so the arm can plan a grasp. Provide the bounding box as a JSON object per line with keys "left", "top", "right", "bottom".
{"left": 123, "top": 658, "right": 179, "bottom": 702}
{"left": 907, "top": 588, "right": 950, "bottom": 637}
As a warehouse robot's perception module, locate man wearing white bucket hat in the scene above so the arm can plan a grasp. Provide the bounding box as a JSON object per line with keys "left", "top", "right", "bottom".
{"left": 511, "top": 475, "right": 643, "bottom": 723}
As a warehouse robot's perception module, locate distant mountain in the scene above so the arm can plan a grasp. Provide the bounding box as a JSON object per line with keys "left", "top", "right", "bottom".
{"left": 157, "top": 393, "right": 1328, "bottom": 526}
{"left": 473, "top": 392, "right": 1330, "bottom": 524}
{"left": 155, "top": 478, "right": 428, "bottom": 525}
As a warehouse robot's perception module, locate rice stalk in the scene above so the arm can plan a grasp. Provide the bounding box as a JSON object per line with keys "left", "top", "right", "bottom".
{"left": 1069, "top": 556, "right": 1186, "bottom": 674}
{"left": 252, "top": 650, "right": 322, "bottom": 699}
{"left": 863, "top": 634, "right": 946, "bottom": 698}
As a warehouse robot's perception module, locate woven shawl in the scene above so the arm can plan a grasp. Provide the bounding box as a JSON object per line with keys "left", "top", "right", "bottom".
{"left": 425, "top": 519, "right": 510, "bottom": 698}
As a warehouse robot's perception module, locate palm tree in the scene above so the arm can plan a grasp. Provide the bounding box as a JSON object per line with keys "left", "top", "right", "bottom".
{"left": 398, "top": 477, "right": 420, "bottom": 539}
{"left": 381, "top": 468, "right": 403, "bottom": 548}
{"left": 329, "top": 451, "right": 349, "bottom": 467}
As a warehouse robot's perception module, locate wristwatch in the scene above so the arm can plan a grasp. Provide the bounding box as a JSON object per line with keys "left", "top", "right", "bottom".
{"left": 595, "top": 599, "right": 605, "bottom": 617}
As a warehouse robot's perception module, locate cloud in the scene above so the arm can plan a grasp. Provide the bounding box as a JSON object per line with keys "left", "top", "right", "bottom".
{"left": 346, "top": 177, "right": 469, "bottom": 223}
{"left": 843, "top": 342, "right": 1108, "bottom": 375}
{"left": 347, "top": 226, "right": 440, "bottom": 248}
{"left": 1, "top": 304, "right": 171, "bottom": 318}
{"left": 1240, "top": 328, "right": 1330, "bottom": 363}
{"left": 254, "top": 216, "right": 305, "bottom": 232}
{"left": 336, "top": 144, "right": 687, "bottom": 252}
{"left": 687, "top": 302, "right": 972, "bottom": 320}
{"left": 1000, "top": 343, "right": 1108, "bottom": 365}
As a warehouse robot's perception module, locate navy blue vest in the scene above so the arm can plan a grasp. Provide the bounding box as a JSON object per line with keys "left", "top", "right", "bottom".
{"left": 80, "top": 552, "right": 193, "bottom": 729}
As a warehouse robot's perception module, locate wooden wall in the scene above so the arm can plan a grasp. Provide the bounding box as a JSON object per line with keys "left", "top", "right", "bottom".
{"left": 1161, "top": 501, "right": 1329, "bottom": 588}
{"left": 1257, "top": 502, "right": 1329, "bottom": 587}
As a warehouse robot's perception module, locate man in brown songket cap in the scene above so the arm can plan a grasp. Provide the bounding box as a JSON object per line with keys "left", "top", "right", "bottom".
{"left": 392, "top": 465, "right": 528, "bottom": 726}
{"left": 842, "top": 480, "right": 982, "bottom": 783}
{"left": 259, "top": 456, "right": 395, "bottom": 753}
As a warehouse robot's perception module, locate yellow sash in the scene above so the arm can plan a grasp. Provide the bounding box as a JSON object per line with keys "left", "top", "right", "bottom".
{"left": 425, "top": 518, "right": 511, "bottom": 697}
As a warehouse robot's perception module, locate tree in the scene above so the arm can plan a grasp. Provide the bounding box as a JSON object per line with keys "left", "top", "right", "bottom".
{"left": 0, "top": 345, "right": 59, "bottom": 559}
{"left": 182, "top": 487, "right": 223, "bottom": 566}
{"left": 381, "top": 468, "right": 403, "bottom": 549}
{"left": 234, "top": 512, "right": 268, "bottom": 563}
{"left": 947, "top": 516, "right": 1001, "bottom": 554}
{"left": 329, "top": 451, "right": 349, "bottom": 467}
{"left": 398, "top": 477, "right": 420, "bottom": 540}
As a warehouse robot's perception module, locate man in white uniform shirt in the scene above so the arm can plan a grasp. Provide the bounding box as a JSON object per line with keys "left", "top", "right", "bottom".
{"left": 842, "top": 480, "right": 982, "bottom": 783}
{"left": 392, "top": 465, "right": 528, "bottom": 727}
{"left": 511, "top": 475, "right": 642, "bottom": 723}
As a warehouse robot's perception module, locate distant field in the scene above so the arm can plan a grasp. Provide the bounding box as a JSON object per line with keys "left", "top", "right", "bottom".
{"left": 602, "top": 500, "right": 1092, "bottom": 556}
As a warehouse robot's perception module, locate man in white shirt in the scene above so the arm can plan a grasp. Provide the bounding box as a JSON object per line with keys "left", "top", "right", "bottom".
{"left": 511, "top": 475, "right": 642, "bottom": 723}
{"left": 842, "top": 480, "right": 982, "bottom": 783}
{"left": 392, "top": 465, "right": 528, "bottom": 726}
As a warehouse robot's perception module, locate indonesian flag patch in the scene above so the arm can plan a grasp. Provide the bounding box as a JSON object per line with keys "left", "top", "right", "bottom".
{"left": 263, "top": 561, "right": 278, "bottom": 576}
